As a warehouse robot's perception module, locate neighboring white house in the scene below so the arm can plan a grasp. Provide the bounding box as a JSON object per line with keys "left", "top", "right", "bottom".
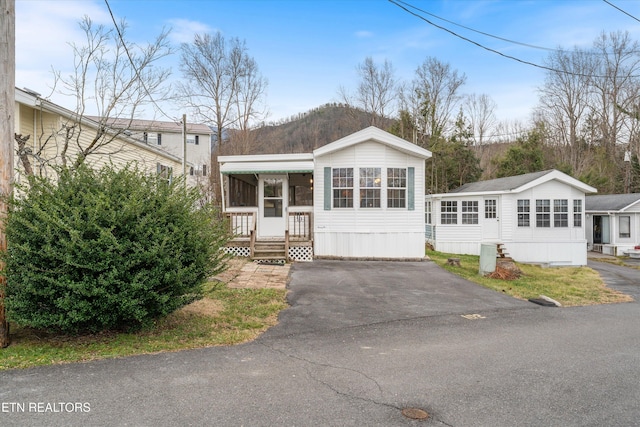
{"left": 88, "top": 117, "right": 212, "bottom": 185}
{"left": 425, "top": 170, "right": 597, "bottom": 266}
{"left": 585, "top": 193, "right": 640, "bottom": 256}
{"left": 219, "top": 126, "right": 432, "bottom": 261}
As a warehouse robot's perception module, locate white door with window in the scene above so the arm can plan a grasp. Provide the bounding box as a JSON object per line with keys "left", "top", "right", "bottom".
{"left": 483, "top": 198, "right": 500, "bottom": 241}
{"left": 258, "top": 175, "right": 288, "bottom": 238}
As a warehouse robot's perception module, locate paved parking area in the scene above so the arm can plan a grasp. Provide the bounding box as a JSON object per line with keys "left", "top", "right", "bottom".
{"left": 266, "top": 259, "right": 532, "bottom": 337}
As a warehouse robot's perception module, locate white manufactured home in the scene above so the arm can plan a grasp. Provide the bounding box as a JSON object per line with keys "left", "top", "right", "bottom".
{"left": 425, "top": 170, "right": 597, "bottom": 266}
{"left": 586, "top": 193, "right": 640, "bottom": 256}
{"left": 219, "top": 127, "right": 432, "bottom": 261}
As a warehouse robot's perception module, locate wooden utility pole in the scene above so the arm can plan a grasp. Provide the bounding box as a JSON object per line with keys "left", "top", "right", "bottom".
{"left": 0, "top": 0, "right": 16, "bottom": 348}
{"left": 182, "top": 114, "right": 187, "bottom": 179}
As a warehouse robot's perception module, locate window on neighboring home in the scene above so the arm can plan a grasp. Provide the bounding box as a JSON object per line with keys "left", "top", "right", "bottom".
{"left": 332, "top": 168, "right": 353, "bottom": 208}
{"left": 536, "top": 199, "right": 550, "bottom": 227}
{"left": 462, "top": 201, "right": 479, "bottom": 224}
{"left": 517, "top": 199, "right": 530, "bottom": 227}
{"left": 441, "top": 201, "right": 457, "bottom": 224}
{"left": 189, "top": 166, "right": 194, "bottom": 176}
{"left": 359, "top": 167, "right": 381, "bottom": 208}
{"left": 554, "top": 199, "right": 568, "bottom": 227}
{"left": 387, "top": 168, "right": 406, "bottom": 208}
{"left": 485, "top": 199, "right": 497, "bottom": 219}
{"left": 620, "top": 216, "right": 631, "bottom": 238}
{"left": 202, "top": 164, "right": 207, "bottom": 176}
{"left": 187, "top": 134, "right": 196, "bottom": 144}
{"left": 156, "top": 163, "right": 173, "bottom": 183}
{"left": 157, "top": 133, "right": 162, "bottom": 145}
{"left": 573, "top": 200, "right": 582, "bottom": 227}
{"left": 425, "top": 201, "right": 432, "bottom": 224}
{"left": 195, "top": 135, "right": 199, "bottom": 145}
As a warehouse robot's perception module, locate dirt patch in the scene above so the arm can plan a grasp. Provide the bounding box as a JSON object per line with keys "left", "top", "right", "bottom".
{"left": 212, "top": 257, "right": 251, "bottom": 285}
{"left": 179, "top": 298, "right": 223, "bottom": 317}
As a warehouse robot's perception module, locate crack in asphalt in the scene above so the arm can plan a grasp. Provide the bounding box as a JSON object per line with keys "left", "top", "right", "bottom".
{"left": 259, "top": 341, "right": 461, "bottom": 426}
{"left": 258, "top": 341, "right": 394, "bottom": 407}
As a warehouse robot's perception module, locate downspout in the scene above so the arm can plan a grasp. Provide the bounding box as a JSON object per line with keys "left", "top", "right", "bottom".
{"left": 219, "top": 167, "right": 226, "bottom": 212}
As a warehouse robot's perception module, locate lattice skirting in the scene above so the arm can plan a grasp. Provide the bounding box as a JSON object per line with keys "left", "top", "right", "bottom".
{"left": 223, "top": 246, "right": 251, "bottom": 258}
{"left": 289, "top": 245, "right": 313, "bottom": 262}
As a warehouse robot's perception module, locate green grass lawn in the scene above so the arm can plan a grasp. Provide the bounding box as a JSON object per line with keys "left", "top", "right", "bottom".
{"left": 0, "top": 281, "right": 287, "bottom": 370}
{"left": 427, "top": 250, "right": 633, "bottom": 306}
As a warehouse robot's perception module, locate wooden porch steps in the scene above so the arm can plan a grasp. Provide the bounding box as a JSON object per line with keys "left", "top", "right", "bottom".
{"left": 253, "top": 239, "right": 287, "bottom": 261}
{"left": 496, "top": 243, "right": 510, "bottom": 259}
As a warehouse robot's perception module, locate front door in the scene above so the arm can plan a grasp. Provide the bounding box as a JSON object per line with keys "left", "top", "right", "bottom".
{"left": 593, "top": 215, "right": 610, "bottom": 244}
{"left": 483, "top": 198, "right": 500, "bottom": 241}
{"left": 258, "top": 175, "right": 287, "bottom": 238}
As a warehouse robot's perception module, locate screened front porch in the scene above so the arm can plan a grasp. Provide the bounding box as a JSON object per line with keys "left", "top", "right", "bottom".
{"left": 218, "top": 154, "right": 315, "bottom": 262}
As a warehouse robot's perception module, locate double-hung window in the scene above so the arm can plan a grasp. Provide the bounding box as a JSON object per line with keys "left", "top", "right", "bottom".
{"left": 536, "top": 199, "right": 550, "bottom": 227}
{"left": 462, "top": 201, "right": 479, "bottom": 224}
{"left": 517, "top": 199, "right": 530, "bottom": 227}
{"left": 359, "top": 168, "right": 381, "bottom": 208}
{"left": 332, "top": 168, "right": 353, "bottom": 208}
{"left": 620, "top": 216, "right": 631, "bottom": 238}
{"left": 573, "top": 200, "right": 582, "bottom": 227}
{"left": 441, "top": 201, "right": 457, "bottom": 224}
{"left": 387, "top": 168, "right": 406, "bottom": 208}
{"left": 554, "top": 199, "right": 568, "bottom": 227}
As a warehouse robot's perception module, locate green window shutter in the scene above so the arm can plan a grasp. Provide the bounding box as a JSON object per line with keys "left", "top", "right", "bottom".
{"left": 324, "top": 167, "right": 332, "bottom": 210}
{"left": 408, "top": 167, "right": 415, "bottom": 211}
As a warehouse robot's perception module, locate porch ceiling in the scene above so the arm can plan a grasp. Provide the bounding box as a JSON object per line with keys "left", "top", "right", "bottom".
{"left": 220, "top": 160, "right": 314, "bottom": 175}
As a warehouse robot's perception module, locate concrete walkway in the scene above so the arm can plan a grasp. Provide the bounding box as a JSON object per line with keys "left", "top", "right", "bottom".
{"left": 214, "top": 257, "right": 289, "bottom": 289}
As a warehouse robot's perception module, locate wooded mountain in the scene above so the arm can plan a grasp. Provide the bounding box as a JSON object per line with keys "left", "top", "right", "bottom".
{"left": 244, "top": 103, "right": 396, "bottom": 154}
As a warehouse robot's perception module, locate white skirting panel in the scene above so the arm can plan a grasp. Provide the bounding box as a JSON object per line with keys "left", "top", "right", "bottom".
{"left": 314, "top": 232, "right": 425, "bottom": 259}
{"left": 434, "top": 240, "right": 588, "bottom": 266}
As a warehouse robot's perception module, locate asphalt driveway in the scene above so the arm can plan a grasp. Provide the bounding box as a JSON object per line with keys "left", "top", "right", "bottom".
{"left": 588, "top": 259, "right": 640, "bottom": 300}
{"left": 267, "top": 259, "right": 532, "bottom": 337}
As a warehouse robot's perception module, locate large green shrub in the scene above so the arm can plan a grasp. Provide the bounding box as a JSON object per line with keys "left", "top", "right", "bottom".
{"left": 2, "top": 164, "right": 229, "bottom": 333}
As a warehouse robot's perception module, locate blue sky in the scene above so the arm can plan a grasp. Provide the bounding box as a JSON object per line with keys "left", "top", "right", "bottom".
{"left": 15, "top": 0, "right": 640, "bottom": 127}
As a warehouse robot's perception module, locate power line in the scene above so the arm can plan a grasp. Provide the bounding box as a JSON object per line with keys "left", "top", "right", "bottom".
{"left": 603, "top": 0, "right": 640, "bottom": 24}
{"left": 393, "top": 0, "right": 558, "bottom": 53}
{"left": 388, "top": 0, "right": 640, "bottom": 79}
{"left": 104, "top": 0, "right": 179, "bottom": 123}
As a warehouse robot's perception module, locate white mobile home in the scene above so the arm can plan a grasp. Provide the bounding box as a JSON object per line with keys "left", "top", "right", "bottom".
{"left": 586, "top": 193, "right": 640, "bottom": 256}
{"left": 425, "top": 170, "right": 597, "bottom": 266}
{"left": 219, "top": 127, "right": 432, "bottom": 261}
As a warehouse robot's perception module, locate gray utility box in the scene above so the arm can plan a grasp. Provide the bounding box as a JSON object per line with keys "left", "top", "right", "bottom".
{"left": 479, "top": 244, "right": 497, "bottom": 275}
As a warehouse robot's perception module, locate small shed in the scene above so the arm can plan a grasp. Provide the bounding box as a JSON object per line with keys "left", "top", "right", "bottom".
{"left": 425, "top": 170, "right": 597, "bottom": 266}
{"left": 585, "top": 193, "right": 640, "bottom": 256}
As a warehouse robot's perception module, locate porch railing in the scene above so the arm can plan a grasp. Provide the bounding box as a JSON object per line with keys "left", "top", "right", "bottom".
{"left": 288, "top": 211, "right": 313, "bottom": 241}
{"left": 226, "top": 212, "right": 256, "bottom": 238}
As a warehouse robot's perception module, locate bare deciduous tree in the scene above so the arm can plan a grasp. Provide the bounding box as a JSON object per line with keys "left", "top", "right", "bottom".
{"left": 352, "top": 57, "right": 397, "bottom": 126}
{"left": 409, "top": 57, "right": 466, "bottom": 147}
{"left": 177, "top": 32, "right": 267, "bottom": 201}
{"left": 50, "top": 16, "right": 173, "bottom": 171}
{"left": 464, "top": 93, "right": 497, "bottom": 145}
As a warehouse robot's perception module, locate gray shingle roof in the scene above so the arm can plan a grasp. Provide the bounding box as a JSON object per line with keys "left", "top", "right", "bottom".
{"left": 586, "top": 193, "right": 640, "bottom": 211}
{"left": 450, "top": 170, "right": 555, "bottom": 193}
